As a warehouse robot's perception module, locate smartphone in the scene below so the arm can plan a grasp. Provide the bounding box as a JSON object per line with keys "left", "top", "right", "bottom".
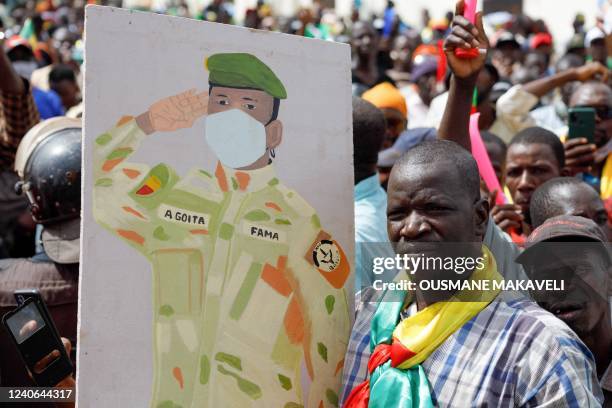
{"left": 14, "top": 289, "right": 58, "bottom": 345}
{"left": 2, "top": 296, "right": 73, "bottom": 386}
{"left": 568, "top": 107, "right": 596, "bottom": 144}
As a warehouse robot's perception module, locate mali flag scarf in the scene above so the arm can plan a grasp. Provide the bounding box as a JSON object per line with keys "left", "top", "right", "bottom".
{"left": 344, "top": 246, "right": 502, "bottom": 408}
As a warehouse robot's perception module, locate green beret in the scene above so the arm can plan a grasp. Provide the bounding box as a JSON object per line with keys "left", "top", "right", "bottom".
{"left": 206, "top": 53, "right": 287, "bottom": 99}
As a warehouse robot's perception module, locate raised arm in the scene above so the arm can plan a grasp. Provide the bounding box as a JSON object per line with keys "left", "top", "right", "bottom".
{"left": 523, "top": 62, "right": 608, "bottom": 98}
{"left": 92, "top": 89, "right": 208, "bottom": 256}
{"left": 438, "top": 0, "right": 490, "bottom": 151}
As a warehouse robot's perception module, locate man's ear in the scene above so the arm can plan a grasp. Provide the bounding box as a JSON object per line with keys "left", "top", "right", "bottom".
{"left": 474, "top": 197, "right": 490, "bottom": 239}
{"left": 266, "top": 120, "right": 283, "bottom": 149}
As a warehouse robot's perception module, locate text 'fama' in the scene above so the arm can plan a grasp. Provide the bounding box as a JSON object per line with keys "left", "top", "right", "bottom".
{"left": 250, "top": 226, "right": 279, "bottom": 240}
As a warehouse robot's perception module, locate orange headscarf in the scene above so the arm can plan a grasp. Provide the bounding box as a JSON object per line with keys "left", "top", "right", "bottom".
{"left": 362, "top": 82, "right": 408, "bottom": 119}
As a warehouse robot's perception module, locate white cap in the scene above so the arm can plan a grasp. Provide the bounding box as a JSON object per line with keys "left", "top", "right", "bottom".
{"left": 584, "top": 26, "right": 606, "bottom": 48}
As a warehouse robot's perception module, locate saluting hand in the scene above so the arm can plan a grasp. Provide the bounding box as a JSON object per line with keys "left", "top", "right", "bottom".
{"left": 443, "top": 0, "right": 490, "bottom": 81}
{"left": 137, "top": 89, "right": 208, "bottom": 134}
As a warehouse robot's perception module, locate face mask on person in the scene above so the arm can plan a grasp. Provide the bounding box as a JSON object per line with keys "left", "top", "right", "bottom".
{"left": 205, "top": 109, "right": 267, "bottom": 169}
{"left": 12, "top": 61, "right": 38, "bottom": 80}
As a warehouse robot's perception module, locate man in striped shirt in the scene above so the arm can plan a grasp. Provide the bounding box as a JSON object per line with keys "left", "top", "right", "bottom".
{"left": 340, "top": 3, "right": 603, "bottom": 406}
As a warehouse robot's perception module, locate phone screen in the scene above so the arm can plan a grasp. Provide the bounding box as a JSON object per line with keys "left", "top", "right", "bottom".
{"left": 5, "top": 302, "right": 47, "bottom": 344}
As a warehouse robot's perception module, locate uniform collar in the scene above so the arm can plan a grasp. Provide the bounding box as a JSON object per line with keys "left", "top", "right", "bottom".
{"left": 214, "top": 161, "right": 278, "bottom": 193}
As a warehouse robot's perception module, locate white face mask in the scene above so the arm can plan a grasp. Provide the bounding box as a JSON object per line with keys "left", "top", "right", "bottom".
{"left": 205, "top": 109, "right": 267, "bottom": 169}
{"left": 12, "top": 61, "right": 38, "bottom": 80}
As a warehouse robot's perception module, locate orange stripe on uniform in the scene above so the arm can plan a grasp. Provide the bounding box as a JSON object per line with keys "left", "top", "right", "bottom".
{"left": 265, "top": 202, "right": 282, "bottom": 212}
{"left": 122, "top": 168, "right": 141, "bottom": 179}
{"left": 190, "top": 229, "right": 209, "bottom": 235}
{"left": 284, "top": 296, "right": 305, "bottom": 344}
{"left": 122, "top": 206, "right": 146, "bottom": 219}
{"left": 235, "top": 171, "right": 250, "bottom": 190}
{"left": 172, "top": 367, "right": 184, "bottom": 390}
{"left": 116, "top": 229, "right": 145, "bottom": 245}
{"left": 215, "top": 162, "right": 228, "bottom": 192}
{"left": 335, "top": 358, "right": 345, "bottom": 376}
{"left": 286, "top": 290, "right": 314, "bottom": 381}
{"left": 261, "top": 256, "right": 291, "bottom": 297}
{"left": 102, "top": 158, "right": 125, "bottom": 172}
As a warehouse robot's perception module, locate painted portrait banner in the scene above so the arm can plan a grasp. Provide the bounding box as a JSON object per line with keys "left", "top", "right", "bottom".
{"left": 78, "top": 6, "right": 354, "bottom": 407}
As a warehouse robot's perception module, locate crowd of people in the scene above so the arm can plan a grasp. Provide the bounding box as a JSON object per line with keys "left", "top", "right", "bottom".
{"left": 0, "top": 0, "right": 610, "bottom": 406}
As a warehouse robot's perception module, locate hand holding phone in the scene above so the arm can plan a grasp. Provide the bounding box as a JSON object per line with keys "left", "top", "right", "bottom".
{"left": 568, "top": 107, "right": 596, "bottom": 144}
{"left": 2, "top": 295, "right": 73, "bottom": 387}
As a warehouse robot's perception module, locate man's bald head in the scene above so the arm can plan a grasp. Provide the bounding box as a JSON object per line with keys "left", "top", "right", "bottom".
{"left": 391, "top": 139, "right": 481, "bottom": 202}
{"left": 530, "top": 177, "right": 610, "bottom": 239}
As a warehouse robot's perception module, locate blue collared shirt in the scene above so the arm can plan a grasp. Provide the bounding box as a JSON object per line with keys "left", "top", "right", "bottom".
{"left": 354, "top": 174, "right": 396, "bottom": 293}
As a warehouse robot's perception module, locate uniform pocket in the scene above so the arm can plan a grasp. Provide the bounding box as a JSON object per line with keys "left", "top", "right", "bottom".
{"left": 151, "top": 248, "right": 204, "bottom": 316}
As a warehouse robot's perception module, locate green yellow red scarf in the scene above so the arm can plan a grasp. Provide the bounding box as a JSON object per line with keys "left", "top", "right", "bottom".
{"left": 344, "top": 246, "right": 502, "bottom": 408}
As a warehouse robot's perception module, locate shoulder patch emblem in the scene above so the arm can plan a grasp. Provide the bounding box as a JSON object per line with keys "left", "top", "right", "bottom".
{"left": 312, "top": 240, "right": 340, "bottom": 273}
{"left": 305, "top": 231, "right": 350, "bottom": 288}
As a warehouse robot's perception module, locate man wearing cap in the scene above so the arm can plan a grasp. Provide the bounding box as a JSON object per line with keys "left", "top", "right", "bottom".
{"left": 585, "top": 26, "right": 611, "bottom": 69}
{"left": 376, "top": 127, "right": 437, "bottom": 190}
{"left": 516, "top": 215, "right": 611, "bottom": 404}
{"left": 362, "top": 82, "right": 407, "bottom": 149}
{"left": 530, "top": 33, "right": 553, "bottom": 70}
{"left": 399, "top": 49, "right": 440, "bottom": 129}
{"left": 92, "top": 53, "right": 351, "bottom": 407}
{"left": 491, "top": 31, "right": 522, "bottom": 80}
{"left": 0, "top": 117, "right": 81, "bottom": 398}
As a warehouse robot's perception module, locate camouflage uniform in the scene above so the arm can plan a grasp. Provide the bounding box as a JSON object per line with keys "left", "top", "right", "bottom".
{"left": 93, "top": 117, "right": 351, "bottom": 407}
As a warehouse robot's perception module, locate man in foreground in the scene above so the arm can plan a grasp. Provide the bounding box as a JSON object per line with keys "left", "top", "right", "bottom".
{"left": 340, "top": 2, "right": 602, "bottom": 405}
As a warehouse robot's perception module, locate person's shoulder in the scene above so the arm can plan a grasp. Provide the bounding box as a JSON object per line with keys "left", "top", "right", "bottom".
{"left": 492, "top": 296, "right": 591, "bottom": 356}
{"left": 497, "top": 296, "right": 571, "bottom": 331}
{"left": 490, "top": 297, "right": 602, "bottom": 404}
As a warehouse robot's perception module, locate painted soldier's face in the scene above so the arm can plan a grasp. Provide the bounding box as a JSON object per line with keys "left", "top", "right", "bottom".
{"left": 207, "top": 86, "right": 283, "bottom": 169}
{"left": 208, "top": 86, "right": 275, "bottom": 125}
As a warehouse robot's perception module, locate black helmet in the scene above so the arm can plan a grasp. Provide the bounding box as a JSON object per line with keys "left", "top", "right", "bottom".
{"left": 14, "top": 118, "right": 82, "bottom": 225}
